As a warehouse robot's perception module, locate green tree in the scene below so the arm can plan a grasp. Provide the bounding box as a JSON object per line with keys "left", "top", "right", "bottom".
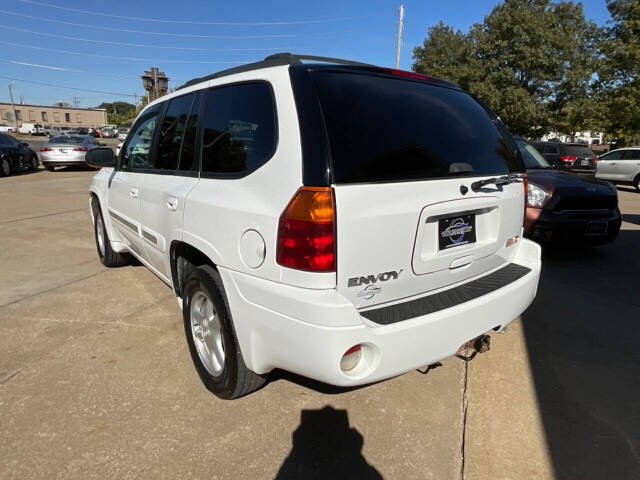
{"left": 597, "top": 0, "right": 640, "bottom": 143}
{"left": 412, "top": 0, "right": 600, "bottom": 137}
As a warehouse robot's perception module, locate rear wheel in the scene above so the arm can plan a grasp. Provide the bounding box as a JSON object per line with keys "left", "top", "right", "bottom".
{"left": 92, "top": 198, "right": 129, "bottom": 267}
{"left": 635, "top": 175, "right": 640, "bottom": 193}
{"left": 183, "top": 265, "right": 266, "bottom": 399}
{"left": 0, "top": 157, "right": 10, "bottom": 177}
{"left": 29, "top": 154, "right": 39, "bottom": 171}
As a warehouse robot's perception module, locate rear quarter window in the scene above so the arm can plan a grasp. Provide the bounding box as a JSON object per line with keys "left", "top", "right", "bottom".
{"left": 201, "top": 82, "right": 276, "bottom": 176}
{"left": 311, "top": 71, "right": 522, "bottom": 184}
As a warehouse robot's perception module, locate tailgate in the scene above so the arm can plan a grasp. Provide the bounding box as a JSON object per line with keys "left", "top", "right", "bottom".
{"left": 335, "top": 179, "right": 524, "bottom": 308}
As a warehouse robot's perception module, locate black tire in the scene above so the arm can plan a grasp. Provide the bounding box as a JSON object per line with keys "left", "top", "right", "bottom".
{"left": 634, "top": 174, "right": 640, "bottom": 193}
{"left": 29, "top": 154, "right": 39, "bottom": 171}
{"left": 0, "top": 157, "right": 10, "bottom": 177}
{"left": 92, "top": 198, "right": 129, "bottom": 267}
{"left": 182, "top": 265, "right": 266, "bottom": 399}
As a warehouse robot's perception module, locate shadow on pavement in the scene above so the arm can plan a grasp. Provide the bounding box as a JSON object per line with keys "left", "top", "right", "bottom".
{"left": 275, "top": 406, "right": 382, "bottom": 480}
{"left": 522, "top": 228, "right": 640, "bottom": 479}
{"left": 622, "top": 213, "right": 640, "bottom": 226}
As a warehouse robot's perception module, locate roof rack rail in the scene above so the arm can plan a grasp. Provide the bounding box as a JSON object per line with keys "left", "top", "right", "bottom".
{"left": 176, "top": 52, "right": 375, "bottom": 90}
{"left": 263, "top": 53, "right": 374, "bottom": 67}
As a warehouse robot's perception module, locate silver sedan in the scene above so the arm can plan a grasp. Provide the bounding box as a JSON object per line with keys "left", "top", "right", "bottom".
{"left": 39, "top": 135, "right": 103, "bottom": 171}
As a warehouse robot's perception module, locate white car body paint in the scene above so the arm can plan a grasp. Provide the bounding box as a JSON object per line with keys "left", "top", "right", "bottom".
{"left": 89, "top": 61, "right": 542, "bottom": 387}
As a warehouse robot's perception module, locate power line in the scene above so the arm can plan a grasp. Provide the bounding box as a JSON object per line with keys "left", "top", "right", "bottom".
{"left": 18, "top": 0, "right": 389, "bottom": 26}
{"left": 0, "top": 59, "right": 148, "bottom": 80}
{"left": 0, "top": 24, "right": 331, "bottom": 52}
{"left": 0, "top": 75, "right": 141, "bottom": 97}
{"left": 0, "top": 10, "right": 336, "bottom": 39}
{"left": 0, "top": 41, "right": 251, "bottom": 64}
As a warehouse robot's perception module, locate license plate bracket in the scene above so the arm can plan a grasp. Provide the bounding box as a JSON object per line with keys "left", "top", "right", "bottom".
{"left": 585, "top": 221, "right": 607, "bottom": 237}
{"left": 439, "top": 214, "right": 476, "bottom": 250}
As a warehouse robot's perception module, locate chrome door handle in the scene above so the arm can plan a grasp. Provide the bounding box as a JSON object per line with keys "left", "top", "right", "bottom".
{"left": 166, "top": 198, "right": 178, "bottom": 211}
{"left": 129, "top": 187, "right": 139, "bottom": 198}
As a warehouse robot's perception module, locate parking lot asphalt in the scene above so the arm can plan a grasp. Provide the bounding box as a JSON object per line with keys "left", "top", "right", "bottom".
{"left": 1, "top": 162, "right": 639, "bottom": 479}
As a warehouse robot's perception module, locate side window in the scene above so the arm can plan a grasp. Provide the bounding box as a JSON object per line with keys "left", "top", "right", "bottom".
{"left": 202, "top": 82, "right": 276, "bottom": 174}
{"left": 155, "top": 93, "right": 195, "bottom": 171}
{"left": 121, "top": 106, "right": 161, "bottom": 170}
{"left": 602, "top": 150, "right": 624, "bottom": 160}
{"left": 178, "top": 93, "right": 200, "bottom": 171}
{"left": 623, "top": 150, "right": 640, "bottom": 160}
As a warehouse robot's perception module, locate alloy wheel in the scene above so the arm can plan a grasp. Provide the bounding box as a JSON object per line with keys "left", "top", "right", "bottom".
{"left": 190, "top": 290, "right": 225, "bottom": 376}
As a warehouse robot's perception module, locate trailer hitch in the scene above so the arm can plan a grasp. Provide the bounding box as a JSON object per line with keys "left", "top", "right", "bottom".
{"left": 456, "top": 334, "right": 491, "bottom": 362}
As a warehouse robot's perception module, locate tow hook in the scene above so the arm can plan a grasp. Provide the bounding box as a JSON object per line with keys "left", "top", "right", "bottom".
{"left": 456, "top": 334, "right": 491, "bottom": 361}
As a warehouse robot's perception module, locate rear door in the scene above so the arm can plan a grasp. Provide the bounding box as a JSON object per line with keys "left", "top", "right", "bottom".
{"left": 620, "top": 150, "right": 640, "bottom": 181}
{"left": 309, "top": 70, "right": 525, "bottom": 308}
{"left": 108, "top": 104, "right": 161, "bottom": 259}
{"left": 596, "top": 150, "right": 625, "bottom": 180}
{"left": 139, "top": 92, "right": 201, "bottom": 280}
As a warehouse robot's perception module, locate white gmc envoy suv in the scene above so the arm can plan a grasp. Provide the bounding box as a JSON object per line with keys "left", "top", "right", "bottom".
{"left": 88, "top": 54, "right": 541, "bottom": 399}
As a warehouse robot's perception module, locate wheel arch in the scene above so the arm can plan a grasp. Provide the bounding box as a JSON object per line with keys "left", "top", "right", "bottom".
{"left": 170, "top": 241, "right": 218, "bottom": 298}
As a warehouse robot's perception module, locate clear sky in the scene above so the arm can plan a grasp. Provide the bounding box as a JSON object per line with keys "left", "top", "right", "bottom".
{"left": 0, "top": 0, "right": 612, "bottom": 108}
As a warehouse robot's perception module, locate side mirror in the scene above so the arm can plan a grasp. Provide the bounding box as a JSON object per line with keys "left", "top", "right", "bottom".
{"left": 22, "top": 142, "right": 29, "bottom": 147}
{"left": 86, "top": 147, "right": 115, "bottom": 168}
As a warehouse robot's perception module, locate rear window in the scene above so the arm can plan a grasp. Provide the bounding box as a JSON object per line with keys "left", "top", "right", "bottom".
{"left": 311, "top": 72, "right": 521, "bottom": 184}
{"left": 49, "top": 136, "right": 85, "bottom": 145}
{"left": 561, "top": 145, "right": 594, "bottom": 156}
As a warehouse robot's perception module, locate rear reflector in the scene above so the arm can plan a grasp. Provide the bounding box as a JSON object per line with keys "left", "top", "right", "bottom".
{"left": 39, "top": 147, "right": 51, "bottom": 152}
{"left": 340, "top": 345, "right": 362, "bottom": 372}
{"left": 560, "top": 155, "right": 577, "bottom": 163}
{"left": 74, "top": 147, "right": 88, "bottom": 152}
{"left": 276, "top": 187, "right": 336, "bottom": 272}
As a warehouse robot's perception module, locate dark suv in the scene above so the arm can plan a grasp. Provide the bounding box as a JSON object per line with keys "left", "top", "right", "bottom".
{"left": 531, "top": 141, "right": 598, "bottom": 171}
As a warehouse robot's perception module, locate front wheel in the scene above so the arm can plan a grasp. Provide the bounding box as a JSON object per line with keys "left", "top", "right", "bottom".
{"left": 0, "top": 157, "right": 10, "bottom": 177}
{"left": 635, "top": 175, "right": 640, "bottom": 193}
{"left": 92, "top": 198, "right": 129, "bottom": 267}
{"left": 183, "top": 265, "right": 266, "bottom": 399}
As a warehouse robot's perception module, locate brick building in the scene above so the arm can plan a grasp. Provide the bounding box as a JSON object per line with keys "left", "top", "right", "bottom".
{"left": 0, "top": 103, "right": 108, "bottom": 129}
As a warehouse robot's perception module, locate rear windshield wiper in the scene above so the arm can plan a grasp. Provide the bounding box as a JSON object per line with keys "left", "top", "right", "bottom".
{"left": 471, "top": 173, "right": 523, "bottom": 192}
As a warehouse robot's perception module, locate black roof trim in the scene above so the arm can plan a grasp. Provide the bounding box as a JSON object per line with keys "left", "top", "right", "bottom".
{"left": 176, "top": 52, "right": 375, "bottom": 90}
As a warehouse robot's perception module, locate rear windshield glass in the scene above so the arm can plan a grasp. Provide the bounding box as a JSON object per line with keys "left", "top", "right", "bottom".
{"left": 311, "top": 72, "right": 521, "bottom": 183}
{"left": 49, "top": 136, "right": 85, "bottom": 145}
{"left": 561, "top": 145, "right": 594, "bottom": 156}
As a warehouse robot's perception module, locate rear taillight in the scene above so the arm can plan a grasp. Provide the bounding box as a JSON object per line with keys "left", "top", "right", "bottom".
{"left": 74, "top": 147, "right": 88, "bottom": 151}
{"left": 276, "top": 187, "right": 335, "bottom": 272}
{"left": 39, "top": 147, "right": 51, "bottom": 152}
{"left": 522, "top": 173, "right": 528, "bottom": 226}
{"left": 594, "top": 156, "right": 599, "bottom": 163}
{"left": 560, "top": 155, "right": 577, "bottom": 163}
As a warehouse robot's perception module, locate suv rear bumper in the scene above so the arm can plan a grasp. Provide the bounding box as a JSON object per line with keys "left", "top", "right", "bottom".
{"left": 219, "top": 238, "right": 541, "bottom": 387}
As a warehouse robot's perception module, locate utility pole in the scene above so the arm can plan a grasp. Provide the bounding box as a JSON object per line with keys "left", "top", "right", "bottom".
{"left": 73, "top": 96, "right": 80, "bottom": 108}
{"left": 8, "top": 83, "right": 18, "bottom": 130}
{"left": 395, "top": 4, "right": 405, "bottom": 69}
